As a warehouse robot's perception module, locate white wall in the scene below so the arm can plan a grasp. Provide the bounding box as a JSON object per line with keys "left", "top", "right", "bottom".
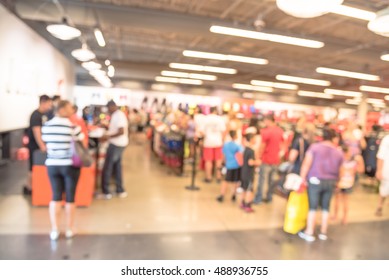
{"left": 0, "top": 4, "right": 75, "bottom": 132}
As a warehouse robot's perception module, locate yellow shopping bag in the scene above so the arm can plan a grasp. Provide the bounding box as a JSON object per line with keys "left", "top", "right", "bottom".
{"left": 283, "top": 190, "right": 309, "bottom": 234}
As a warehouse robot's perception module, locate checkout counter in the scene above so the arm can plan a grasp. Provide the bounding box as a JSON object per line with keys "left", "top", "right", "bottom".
{"left": 31, "top": 151, "right": 96, "bottom": 207}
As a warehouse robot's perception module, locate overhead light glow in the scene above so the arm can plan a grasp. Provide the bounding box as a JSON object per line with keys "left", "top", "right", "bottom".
{"left": 94, "top": 28, "right": 106, "bottom": 47}
{"left": 161, "top": 70, "right": 217, "bottom": 81}
{"left": 183, "top": 50, "right": 268, "bottom": 65}
{"left": 71, "top": 44, "right": 96, "bottom": 62}
{"left": 46, "top": 18, "right": 81, "bottom": 40}
{"left": 232, "top": 83, "right": 273, "bottom": 93}
{"left": 360, "top": 85, "right": 389, "bottom": 94}
{"left": 367, "top": 98, "right": 385, "bottom": 105}
{"left": 169, "top": 63, "right": 237, "bottom": 74}
{"left": 331, "top": 5, "right": 376, "bottom": 21}
{"left": 82, "top": 61, "right": 102, "bottom": 71}
{"left": 385, "top": 96, "right": 389, "bottom": 101}
{"left": 108, "top": 65, "right": 115, "bottom": 78}
{"left": 316, "top": 67, "right": 380, "bottom": 81}
{"left": 89, "top": 70, "right": 107, "bottom": 78}
{"left": 251, "top": 80, "right": 298, "bottom": 90}
{"left": 324, "top": 89, "right": 362, "bottom": 98}
{"left": 105, "top": 59, "right": 111, "bottom": 66}
{"left": 210, "top": 25, "right": 324, "bottom": 48}
{"left": 298, "top": 90, "right": 334, "bottom": 99}
{"left": 381, "top": 54, "right": 389, "bottom": 61}
{"left": 345, "top": 99, "right": 360, "bottom": 105}
{"left": 242, "top": 92, "right": 255, "bottom": 99}
{"left": 368, "top": 7, "right": 389, "bottom": 37}
{"left": 155, "top": 76, "right": 203, "bottom": 85}
{"left": 276, "top": 75, "right": 331, "bottom": 86}
{"left": 276, "top": 0, "right": 343, "bottom": 18}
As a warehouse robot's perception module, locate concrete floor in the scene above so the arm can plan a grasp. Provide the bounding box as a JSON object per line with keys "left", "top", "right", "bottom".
{"left": 0, "top": 143, "right": 389, "bottom": 259}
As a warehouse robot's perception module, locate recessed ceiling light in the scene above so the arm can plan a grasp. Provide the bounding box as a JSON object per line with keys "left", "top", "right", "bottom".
{"left": 169, "top": 63, "right": 237, "bottom": 74}
{"left": 232, "top": 83, "right": 273, "bottom": 93}
{"left": 360, "top": 85, "right": 389, "bottom": 94}
{"left": 155, "top": 76, "right": 203, "bottom": 85}
{"left": 251, "top": 80, "right": 298, "bottom": 90}
{"left": 161, "top": 70, "right": 217, "bottom": 81}
{"left": 210, "top": 26, "right": 324, "bottom": 48}
{"left": 183, "top": 50, "right": 268, "bottom": 65}
{"left": 316, "top": 67, "right": 380, "bottom": 81}
{"left": 276, "top": 75, "right": 331, "bottom": 86}
{"left": 298, "top": 90, "right": 334, "bottom": 99}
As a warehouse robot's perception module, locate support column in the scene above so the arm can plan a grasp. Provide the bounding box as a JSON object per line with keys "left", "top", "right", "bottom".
{"left": 357, "top": 92, "right": 368, "bottom": 130}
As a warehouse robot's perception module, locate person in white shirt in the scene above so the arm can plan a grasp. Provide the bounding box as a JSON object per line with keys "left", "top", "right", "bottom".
{"left": 199, "top": 106, "right": 226, "bottom": 183}
{"left": 375, "top": 134, "right": 389, "bottom": 216}
{"left": 101, "top": 100, "right": 129, "bottom": 199}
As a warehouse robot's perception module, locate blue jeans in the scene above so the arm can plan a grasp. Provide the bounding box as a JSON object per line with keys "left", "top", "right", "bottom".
{"left": 102, "top": 144, "right": 126, "bottom": 194}
{"left": 47, "top": 165, "right": 81, "bottom": 203}
{"left": 254, "top": 164, "right": 278, "bottom": 203}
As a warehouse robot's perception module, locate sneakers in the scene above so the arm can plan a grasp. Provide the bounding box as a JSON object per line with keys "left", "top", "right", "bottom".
{"left": 203, "top": 179, "right": 212, "bottom": 184}
{"left": 216, "top": 195, "right": 224, "bottom": 203}
{"left": 50, "top": 230, "right": 60, "bottom": 241}
{"left": 244, "top": 206, "right": 255, "bottom": 213}
{"left": 298, "top": 231, "right": 316, "bottom": 242}
{"left": 96, "top": 193, "right": 113, "bottom": 200}
{"left": 318, "top": 233, "right": 328, "bottom": 241}
{"left": 118, "top": 192, "right": 128, "bottom": 199}
{"left": 65, "top": 230, "right": 74, "bottom": 239}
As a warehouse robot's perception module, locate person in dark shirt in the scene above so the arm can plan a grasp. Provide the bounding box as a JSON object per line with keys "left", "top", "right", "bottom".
{"left": 23, "top": 95, "right": 52, "bottom": 195}
{"left": 46, "top": 95, "right": 61, "bottom": 120}
{"left": 240, "top": 133, "right": 261, "bottom": 213}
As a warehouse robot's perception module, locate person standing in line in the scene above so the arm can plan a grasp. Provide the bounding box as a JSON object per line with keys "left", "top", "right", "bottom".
{"left": 23, "top": 94, "right": 52, "bottom": 195}
{"left": 216, "top": 131, "right": 243, "bottom": 202}
{"left": 185, "top": 113, "right": 196, "bottom": 160}
{"left": 253, "top": 114, "right": 285, "bottom": 204}
{"left": 199, "top": 106, "right": 226, "bottom": 183}
{"left": 100, "top": 100, "right": 129, "bottom": 199}
{"left": 46, "top": 95, "right": 61, "bottom": 120}
{"left": 298, "top": 128, "right": 343, "bottom": 242}
{"left": 375, "top": 134, "right": 389, "bottom": 216}
{"left": 240, "top": 133, "right": 261, "bottom": 213}
{"left": 70, "top": 105, "right": 89, "bottom": 147}
{"left": 41, "top": 100, "right": 84, "bottom": 241}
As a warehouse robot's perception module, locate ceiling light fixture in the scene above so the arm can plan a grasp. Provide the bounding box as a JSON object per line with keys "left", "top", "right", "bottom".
{"left": 276, "top": 75, "right": 330, "bottom": 86}
{"left": 331, "top": 5, "right": 376, "bottom": 21}
{"left": 250, "top": 80, "right": 298, "bottom": 90}
{"left": 242, "top": 92, "right": 255, "bottom": 99}
{"left": 324, "top": 89, "right": 362, "bottom": 98}
{"left": 155, "top": 76, "right": 203, "bottom": 85}
{"left": 210, "top": 25, "right": 324, "bottom": 48}
{"left": 360, "top": 85, "right": 389, "bottom": 94}
{"left": 108, "top": 65, "right": 115, "bottom": 78}
{"left": 94, "top": 28, "right": 106, "bottom": 47}
{"left": 298, "top": 90, "right": 334, "bottom": 99}
{"left": 89, "top": 69, "right": 107, "bottom": 78}
{"left": 380, "top": 53, "right": 389, "bottom": 61}
{"left": 161, "top": 70, "right": 217, "bottom": 81}
{"left": 169, "top": 63, "right": 237, "bottom": 74}
{"left": 82, "top": 61, "right": 102, "bottom": 71}
{"left": 71, "top": 44, "right": 96, "bottom": 62}
{"left": 316, "top": 67, "right": 380, "bottom": 81}
{"left": 232, "top": 83, "right": 273, "bottom": 93}
{"left": 368, "top": 7, "right": 389, "bottom": 37}
{"left": 183, "top": 50, "right": 268, "bottom": 65}
{"left": 105, "top": 59, "right": 111, "bottom": 66}
{"left": 276, "top": 0, "right": 343, "bottom": 18}
{"left": 46, "top": 18, "right": 81, "bottom": 40}
{"left": 367, "top": 98, "right": 385, "bottom": 105}
{"left": 345, "top": 99, "right": 360, "bottom": 105}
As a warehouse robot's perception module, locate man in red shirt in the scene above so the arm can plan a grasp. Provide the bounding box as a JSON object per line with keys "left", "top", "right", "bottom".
{"left": 254, "top": 115, "right": 285, "bottom": 204}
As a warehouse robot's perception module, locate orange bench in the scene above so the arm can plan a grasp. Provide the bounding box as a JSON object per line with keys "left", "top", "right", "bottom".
{"left": 31, "top": 151, "right": 96, "bottom": 207}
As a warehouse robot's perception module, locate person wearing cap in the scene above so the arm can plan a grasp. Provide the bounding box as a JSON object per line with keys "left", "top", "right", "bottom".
{"left": 100, "top": 100, "right": 129, "bottom": 199}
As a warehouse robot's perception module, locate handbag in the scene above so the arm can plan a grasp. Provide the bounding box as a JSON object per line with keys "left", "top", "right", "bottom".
{"left": 71, "top": 136, "right": 93, "bottom": 168}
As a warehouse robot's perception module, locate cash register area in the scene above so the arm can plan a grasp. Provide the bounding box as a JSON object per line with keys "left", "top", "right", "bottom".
{"left": 0, "top": 143, "right": 388, "bottom": 260}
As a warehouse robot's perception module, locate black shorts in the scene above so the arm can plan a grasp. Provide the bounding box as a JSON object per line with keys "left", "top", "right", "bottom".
{"left": 241, "top": 180, "right": 254, "bottom": 191}
{"left": 225, "top": 168, "right": 241, "bottom": 182}
{"left": 28, "top": 148, "right": 37, "bottom": 171}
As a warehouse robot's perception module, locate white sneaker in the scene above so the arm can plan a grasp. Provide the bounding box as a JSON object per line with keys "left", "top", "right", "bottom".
{"left": 65, "top": 229, "right": 74, "bottom": 239}
{"left": 96, "top": 193, "right": 113, "bottom": 200}
{"left": 118, "top": 192, "right": 128, "bottom": 199}
{"left": 318, "top": 233, "right": 328, "bottom": 241}
{"left": 50, "top": 230, "right": 60, "bottom": 241}
{"left": 298, "top": 231, "right": 316, "bottom": 242}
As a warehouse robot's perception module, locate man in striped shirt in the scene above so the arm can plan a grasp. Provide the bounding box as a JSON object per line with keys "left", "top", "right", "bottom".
{"left": 41, "top": 100, "right": 84, "bottom": 241}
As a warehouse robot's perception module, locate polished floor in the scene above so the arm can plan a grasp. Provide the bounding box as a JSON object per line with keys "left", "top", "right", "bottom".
{"left": 0, "top": 143, "right": 389, "bottom": 259}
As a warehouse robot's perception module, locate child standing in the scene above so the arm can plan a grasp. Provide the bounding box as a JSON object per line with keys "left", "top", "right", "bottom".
{"left": 240, "top": 133, "right": 261, "bottom": 213}
{"left": 216, "top": 131, "right": 243, "bottom": 203}
{"left": 332, "top": 145, "right": 364, "bottom": 224}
